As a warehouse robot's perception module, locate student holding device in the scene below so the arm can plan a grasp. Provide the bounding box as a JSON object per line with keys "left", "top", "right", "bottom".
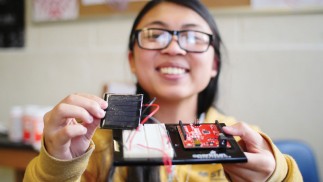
{"left": 24, "top": 0, "right": 302, "bottom": 181}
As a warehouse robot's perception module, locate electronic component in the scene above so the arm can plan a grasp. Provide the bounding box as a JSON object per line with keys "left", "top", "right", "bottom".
{"left": 122, "top": 124, "right": 174, "bottom": 159}
{"left": 100, "top": 93, "right": 143, "bottom": 129}
{"left": 177, "top": 120, "right": 230, "bottom": 149}
{"left": 179, "top": 120, "right": 186, "bottom": 140}
{"left": 112, "top": 122, "right": 247, "bottom": 166}
{"left": 101, "top": 94, "right": 247, "bottom": 165}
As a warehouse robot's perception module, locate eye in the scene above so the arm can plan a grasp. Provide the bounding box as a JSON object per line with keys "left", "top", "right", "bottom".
{"left": 148, "top": 31, "right": 162, "bottom": 39}
{"left": 181, "top": 31, "right": 209, "bottom": 45}
{"left": 142, "top": 30, "right": 164, "bottom": 40}
{"left": 146, "top": 30, "right": 170, "bottom": 44}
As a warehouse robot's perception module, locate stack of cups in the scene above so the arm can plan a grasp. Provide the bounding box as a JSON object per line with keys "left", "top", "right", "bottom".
{"left": 8, "top": 105, "right": 52, "bottom": 151}
{"left": 8, "top": 106, "right": 24, "bottom": 143}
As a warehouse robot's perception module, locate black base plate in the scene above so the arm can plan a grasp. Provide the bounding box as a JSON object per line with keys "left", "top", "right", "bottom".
{"left": 112, "top": 123, "right": 247, "bottom": 166}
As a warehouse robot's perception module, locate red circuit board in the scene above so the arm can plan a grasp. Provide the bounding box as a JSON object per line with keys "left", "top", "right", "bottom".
{"left": 177, "top": 123, "right": 231, "bottom": 149}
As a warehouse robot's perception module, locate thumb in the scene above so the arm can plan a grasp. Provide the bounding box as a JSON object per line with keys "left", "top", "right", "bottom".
{"left": 223, "top": 122, "right": 263, "bottom": 153}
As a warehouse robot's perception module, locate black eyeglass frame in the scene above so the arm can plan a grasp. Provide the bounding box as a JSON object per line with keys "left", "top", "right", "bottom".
{"left": 132, "top": 28, "right": 214, "bottom": 53}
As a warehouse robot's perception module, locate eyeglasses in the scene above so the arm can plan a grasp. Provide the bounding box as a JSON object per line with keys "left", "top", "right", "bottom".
{"left": 133, "top": 28, "right": 213, "bottom": 53}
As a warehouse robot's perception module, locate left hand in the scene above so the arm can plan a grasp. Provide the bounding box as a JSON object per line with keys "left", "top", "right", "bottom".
{"left": 222, "top": 122, "right": 276, "bottom": 182}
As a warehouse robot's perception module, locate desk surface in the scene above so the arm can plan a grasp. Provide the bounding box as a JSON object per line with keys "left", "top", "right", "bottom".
{"left": 0, "top": 134, "right": 38, "bottom": 170}
{"left": 0, "top": 134, "right": 33, "bottom": 149}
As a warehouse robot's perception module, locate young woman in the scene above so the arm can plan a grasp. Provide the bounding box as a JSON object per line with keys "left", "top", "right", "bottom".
{"left": 24, "top": 0, "right": 302, "bottom": 181}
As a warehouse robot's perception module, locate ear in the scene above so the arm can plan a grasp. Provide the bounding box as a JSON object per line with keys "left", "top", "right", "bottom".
{"left": 128, "top": 51, "right": 136, "bottom": 74}
{"left": 211, "top": 57, "right": 218, "bottom": 78}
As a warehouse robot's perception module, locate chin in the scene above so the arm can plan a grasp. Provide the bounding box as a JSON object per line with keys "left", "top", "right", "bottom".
{"left": 156, "top": 89, "right": 194, "bottom": 101}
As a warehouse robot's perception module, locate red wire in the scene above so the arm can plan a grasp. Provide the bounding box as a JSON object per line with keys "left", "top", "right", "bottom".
{"left": 127, "top": 125, "right": 140, "bottom": 150}
{"left": 128, "top": 103, "right": 160, "bottom": 150}
{"left": 140, "top": 103, "right": 160, "bottom": 124}
{"left": 137, "top": 143, "right": 172, "bottom": 174}
{"left": 127, "top": 104, "right": 173, "bottom": 173}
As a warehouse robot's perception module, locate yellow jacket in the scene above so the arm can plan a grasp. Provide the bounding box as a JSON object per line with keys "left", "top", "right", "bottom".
{"left": 24, "top": 108, "right": 302, "bottom": 181}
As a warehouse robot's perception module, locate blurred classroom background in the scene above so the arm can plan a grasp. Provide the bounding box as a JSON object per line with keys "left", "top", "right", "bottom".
{"left": 0, "top": 0, "right": 322, "bottom": 181}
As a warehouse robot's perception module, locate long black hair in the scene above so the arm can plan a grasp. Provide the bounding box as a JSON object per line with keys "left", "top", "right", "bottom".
{"left": 129, "top": 0, "right": 222, "bottom": 117}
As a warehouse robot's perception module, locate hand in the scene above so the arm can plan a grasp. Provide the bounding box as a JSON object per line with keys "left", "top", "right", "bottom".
{"left": 222, "top": 122, "right": 275, "bottom": 182}
{"left": 43, "top": 93, "right": 107, "bottom": 160}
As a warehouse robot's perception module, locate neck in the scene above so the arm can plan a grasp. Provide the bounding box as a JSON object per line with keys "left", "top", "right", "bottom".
{"left": 152, "top": 96, "right": 198, "bottom": 124}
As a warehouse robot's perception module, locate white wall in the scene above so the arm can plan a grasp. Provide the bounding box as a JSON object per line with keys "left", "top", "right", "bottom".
{"left": 0, "top": 2, "right": 322, "bottom": 181}
{"left": 215, "top": 10, "right": 323, "bottom": 180}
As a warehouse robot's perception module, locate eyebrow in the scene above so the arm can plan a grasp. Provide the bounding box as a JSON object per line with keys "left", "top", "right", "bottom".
{"left": 143, "top": 21, "right": 167, "bottom": 27}
{"left": 142, "top": 21, "right": 200, "bottom": 30}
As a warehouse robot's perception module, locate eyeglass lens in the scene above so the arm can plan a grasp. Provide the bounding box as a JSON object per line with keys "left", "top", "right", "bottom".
{"left": 138, "top": 29, "right": 211, "bottom": 52}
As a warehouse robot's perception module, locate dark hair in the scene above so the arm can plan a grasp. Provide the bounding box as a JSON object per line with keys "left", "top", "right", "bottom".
{"left": 128, "top": 0, "right": 222, "bottom": 117}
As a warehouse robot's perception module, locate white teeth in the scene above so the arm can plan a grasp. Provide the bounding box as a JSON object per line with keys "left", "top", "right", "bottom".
{"left": 160, "top": 67, "right": 186, "bottom": 75}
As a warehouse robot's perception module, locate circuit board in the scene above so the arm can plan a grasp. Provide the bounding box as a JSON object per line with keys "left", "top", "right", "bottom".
{"left": 101, "top": 94, "right": 247, "bottom": 166}
{"left": 177, "top": 121, "right": 231, "bottom": 149}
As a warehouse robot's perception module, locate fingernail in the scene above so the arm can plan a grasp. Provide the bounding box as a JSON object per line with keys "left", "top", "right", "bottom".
{"left": 222, "top": 126, "right": 231, "bottom": 132}
{"left": 88, "top": 116, "right": 94, "bottom": 123}
{"left": 101, "top": 101, "right": 108, "bottom": 108}
{"left": 99, "top": 109, "right": 106, "bottom": 117}
{"left": 82, "top": 127, "right": 87, "bottom": 133}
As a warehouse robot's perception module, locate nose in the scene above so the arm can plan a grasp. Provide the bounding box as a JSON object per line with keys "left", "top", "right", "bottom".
{"left": 160, "top": 35, "right": 187, "bottom": 55}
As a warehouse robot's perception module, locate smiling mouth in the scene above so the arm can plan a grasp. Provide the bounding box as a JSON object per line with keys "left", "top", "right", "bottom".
{"left": 158, "top": 67, "right": 188, "bottom": 75}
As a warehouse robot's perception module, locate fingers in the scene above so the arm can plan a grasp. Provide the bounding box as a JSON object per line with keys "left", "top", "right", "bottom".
{"left": 74, "top": 93, "right": 108, "bottom": 109}
{"left": 222, "top": 122, "right": 276, "bottom": 181}
{"left": 223, "top": 164, "right": 253, "bottom": 182}
{"left": 55, "top": 119, "right": 88, "bottom": 145}
{"left": 222, "top": 122, "right": 265, "bottom": 153}
{"left": 61, "top": 94, "right": 106, "bottom": 119}
{"left": 49, "top": 94, "right": 106, "bottom": 126}
{"left": 83, "top": 117, "right": 102, "bottom": 140}
{"left": 223, "top": 152, "right": 275, "bottom": 181}
{"left": 224, "top": 164, "right": 261, "bottom": 182}
{"left": 225, "top": 152, "right": 275, "bottom": 171}
{"left": 223, "top": 122, "right": 262, "bottom": 142}
{"left": 43, "top": 93, "right": 107, "bottom": 159}
{"left": 53, "top": 103, "right": 95, "bottom": 125}
{"left": 245, "top": 152, "right": 275, "bottom": 172}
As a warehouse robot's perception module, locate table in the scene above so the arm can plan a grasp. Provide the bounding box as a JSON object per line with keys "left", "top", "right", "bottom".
{"left": 0, "top": 134, "right": 38, "bottom": 182}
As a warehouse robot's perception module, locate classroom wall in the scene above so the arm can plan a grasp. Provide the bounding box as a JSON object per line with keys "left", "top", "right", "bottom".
{"left": 215, "top": 10, "right": 323, "bottom": 180}
{"left": 0, "top": 1, "right": 322, "bottom": 181}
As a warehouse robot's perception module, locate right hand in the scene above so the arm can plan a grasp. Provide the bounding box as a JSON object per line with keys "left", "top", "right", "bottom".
{"left": 43, "top": 93, "right": 107, "bottom": 160}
